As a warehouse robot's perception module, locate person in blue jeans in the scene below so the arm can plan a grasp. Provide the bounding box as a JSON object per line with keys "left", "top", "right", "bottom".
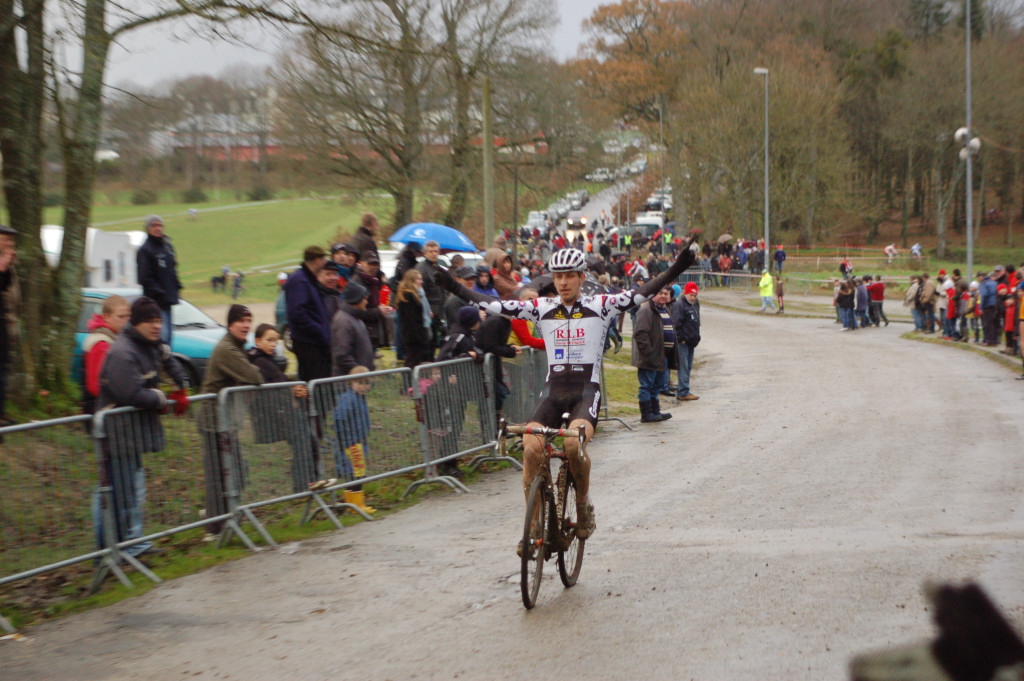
{"left": 854, "top": 277, "right": 871, "bottom": 328}
{"left": 671, "top": 282, "right": 701, "bottom": 401}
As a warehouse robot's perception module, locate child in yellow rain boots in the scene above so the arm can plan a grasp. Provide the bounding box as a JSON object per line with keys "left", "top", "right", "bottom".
{"left": 332, "top": 366, "right": 377, "bottom": 514}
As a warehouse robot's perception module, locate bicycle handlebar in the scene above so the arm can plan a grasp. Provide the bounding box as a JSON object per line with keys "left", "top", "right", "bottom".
{"left": 504, "top": 423, "right": 583, "bottom": 439}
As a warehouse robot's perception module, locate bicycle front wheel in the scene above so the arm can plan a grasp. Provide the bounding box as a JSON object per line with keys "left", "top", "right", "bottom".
{"left": 521, "top": 475, "right": 547, "bottom": 609}
{"left": 556, "top": 463, "right": 585, "bottom": 587}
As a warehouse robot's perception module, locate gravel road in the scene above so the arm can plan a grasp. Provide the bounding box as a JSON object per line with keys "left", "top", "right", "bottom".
{"left": 4, "top": 307, "right": 1024, "bottom": 681}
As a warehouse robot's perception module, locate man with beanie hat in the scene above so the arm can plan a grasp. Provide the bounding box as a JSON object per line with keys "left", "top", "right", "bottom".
{"left": 331, "top": 281, "right": 375, "bottom": 375}
{"left": 671, "top": 282, "right": 701, "bottom": 402}
{"left": 97, "top": 296, "right": 189, "bottom": 557}
{"left": 198, "top": 304, "right": 263, "bottom": 537}
{"left": 437, "top": 306, "right": 483, "bottom": 362}
{"left": 136, "top": 215, "right": 182, "bottom": 345}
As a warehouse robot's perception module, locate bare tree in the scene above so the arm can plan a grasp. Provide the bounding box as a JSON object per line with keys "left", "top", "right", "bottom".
{"left": 438, "top": 0, "right": 553, "bottom": 228}
{"left": 0, "top": 0, "right": 326, "bottom": 405}
{"left": 275, "top": 0, "right": 438, "bottom": 228}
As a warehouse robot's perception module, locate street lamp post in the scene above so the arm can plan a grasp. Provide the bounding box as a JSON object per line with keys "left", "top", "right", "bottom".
{"left": 657, "top": 96, "right": 664, "bottom": 186}
{"left": 754, "top": 67, "right": 769, "bottom": 272}
{"left": 958, "top": 0, "right": 977, "bottom": 280}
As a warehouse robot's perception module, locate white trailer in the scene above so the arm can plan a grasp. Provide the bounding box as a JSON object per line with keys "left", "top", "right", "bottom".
{"left": 41, "top": 225, "right": 139, "bottom": 288}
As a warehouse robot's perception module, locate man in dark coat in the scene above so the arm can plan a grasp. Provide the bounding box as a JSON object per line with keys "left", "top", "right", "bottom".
{"left": 98, "top": 297, "right": 188, "bottom": 556}
{"left": 136, "top": 215, "right": 182, "bottom": 344}
{"left": 417, "top": 240, "right": 447, "bottom": 346}
{"left": 285, "top": 246, "right": 332, "bottom": 381}
{"left": 354, "top": 254, "right": 389, "bottom": 349}
{"left": 670, "top": 282, "right": 701, "bottom": 402}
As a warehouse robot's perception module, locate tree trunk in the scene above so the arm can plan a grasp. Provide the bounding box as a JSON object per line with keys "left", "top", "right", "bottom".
{"left": 935, "top": 162, "right": 946, "bottom": 259}
{"left": 1007, "top": 147, "right": 1020, "bottom": 248}
{"left": 900, "top": 151, "right": 911, "bottom": 247}
{"left": 444, "top": 68, "right": 472, "bottom": 229}
{"left": 0, "top": 0, "right": 46, "bottom": 402}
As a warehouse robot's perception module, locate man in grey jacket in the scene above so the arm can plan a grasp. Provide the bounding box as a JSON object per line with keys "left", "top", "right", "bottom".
{"left": 97, "top": 297, "right": 189, "bottom": 557}
{"left": 332, "top": 282, "right": 376, "bottom": 376}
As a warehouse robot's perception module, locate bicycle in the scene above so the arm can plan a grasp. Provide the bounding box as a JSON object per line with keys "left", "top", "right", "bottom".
{"left": 498, "top": 414, "right": 586, "bottom": 609}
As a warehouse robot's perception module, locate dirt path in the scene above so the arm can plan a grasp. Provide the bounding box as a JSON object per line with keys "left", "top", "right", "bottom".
{"left": 4, "top": 308, "right": 1024, "bottom": 680}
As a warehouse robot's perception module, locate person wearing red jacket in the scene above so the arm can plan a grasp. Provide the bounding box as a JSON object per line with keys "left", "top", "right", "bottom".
{"left": 943, "top": 285, "right": 958, "bottom": 340}
{"left": 82, "top": 295, "right": 130, "bottom": 415}
{"left": 864, "top": 275, "right": 889, "bottom": 326}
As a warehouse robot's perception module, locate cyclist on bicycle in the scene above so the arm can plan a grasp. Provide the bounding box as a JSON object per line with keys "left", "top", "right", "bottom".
{"left": 436, "top": 240, "right": 695, "bottom": 547}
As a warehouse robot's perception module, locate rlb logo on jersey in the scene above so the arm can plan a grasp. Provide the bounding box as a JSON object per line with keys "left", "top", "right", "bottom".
{"left": 554, "top": 348, "right": 564, "bottom": 360}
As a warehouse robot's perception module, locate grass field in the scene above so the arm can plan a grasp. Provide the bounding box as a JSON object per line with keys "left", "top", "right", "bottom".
{"left": 45, "top": 195, "right": 396, "bottom": 306}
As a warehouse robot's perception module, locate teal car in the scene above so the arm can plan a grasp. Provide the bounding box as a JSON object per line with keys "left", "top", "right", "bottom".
{"left": 74, "top": 287, "right": 278, "bottom": 389}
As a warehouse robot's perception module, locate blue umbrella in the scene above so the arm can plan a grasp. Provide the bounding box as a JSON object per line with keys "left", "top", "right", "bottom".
{"left": 389, "top": 222, "right": 478, "bottom": 252}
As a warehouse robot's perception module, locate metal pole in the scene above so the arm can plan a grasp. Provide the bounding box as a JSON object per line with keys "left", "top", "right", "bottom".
{"left": 965, "top": 0, "right": 974, "bottom": 280}
{"left": 658, "top": 97, "right": 664, "bottom": 186}
{"left": 754, "top": 68, "right": 770, "bottom": 272}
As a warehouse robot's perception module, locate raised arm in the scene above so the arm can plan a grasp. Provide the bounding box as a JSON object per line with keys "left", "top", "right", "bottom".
{"left": 634, "top": 239, "right": 696, "bottom": 299}
{"left": 435, "top": 266, "right": 535, "bottom": 319}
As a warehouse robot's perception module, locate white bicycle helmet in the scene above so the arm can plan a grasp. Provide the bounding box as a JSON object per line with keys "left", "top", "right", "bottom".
{"left": 548, "top": 248, "right": 587, "bottom": 273}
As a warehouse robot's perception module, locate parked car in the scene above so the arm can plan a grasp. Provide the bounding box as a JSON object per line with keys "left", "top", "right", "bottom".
{"left": 74, "top": 287, "right": 284, "bottom": 389}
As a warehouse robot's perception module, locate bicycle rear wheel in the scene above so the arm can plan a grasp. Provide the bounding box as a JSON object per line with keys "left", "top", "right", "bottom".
{"left": 521, "top": 476, "right": 547, "bottom": 609}
{"left": 556, "top": 463, "right": 585, "bottom": 587}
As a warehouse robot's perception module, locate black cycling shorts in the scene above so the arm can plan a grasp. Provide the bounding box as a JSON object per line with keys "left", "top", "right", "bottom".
{"left": 531, "top": 374, "right": 601, "bottom": 430}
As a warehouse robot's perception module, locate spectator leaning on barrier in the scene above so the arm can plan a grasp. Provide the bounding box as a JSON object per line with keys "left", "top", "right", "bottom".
{"left": 136, "top": 215, "right": 182, "bottom": 345}
{"left": 82, "top": 294, "right": 130, "bottom": 416}
{"left": 475, "top": 300, "right": 522, "bottom": 423}
{"left": 0, "top": 224, "right": 17, "bottom": 427}
{"left": 671, "top": 282, "right": 701, "bottom": 402}
{"left": 286, "top": 246, "right": 332, "bottom": 381}
{"left": 632, "top": 286, "right": 675, "bottom": 423}
{"left": 247, "top": 324, "right": 316, "bottom": 493}
{"left": 198, "top": 304, "right": 263, "bottom": 537}
{"left": 96, "top": 297, "right": 189, "bottom": 557}
{"left": 332, "top": 281, "right": 376, "bottom": 376}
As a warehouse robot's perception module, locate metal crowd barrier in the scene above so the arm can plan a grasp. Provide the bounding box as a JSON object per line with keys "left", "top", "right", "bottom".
{"left": 307, "top": 368, "right": 421, "bottom": 519}
{"left": 0, "top": 415, "right": 99, "bottom": 586}
{"left": 0, "top": 344, "right": 623, "bottom": 605}
{"left": 90, "top": 395, "right": 236, "bottom": 590}
{"left": 215, "top": 382, "right": 338, "bottom": 548}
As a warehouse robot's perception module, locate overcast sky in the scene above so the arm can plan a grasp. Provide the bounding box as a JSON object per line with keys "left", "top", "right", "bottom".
{"left": 105, "top": 0, "right": 607, "bottom": 89}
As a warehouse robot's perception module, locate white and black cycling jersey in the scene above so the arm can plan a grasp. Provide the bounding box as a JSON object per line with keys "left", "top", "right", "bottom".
{"left": 444, "top": 246, "right": 694, "bottom": 388}
{"left": 474, "top": 290, "right": 650, "bottom": 385}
